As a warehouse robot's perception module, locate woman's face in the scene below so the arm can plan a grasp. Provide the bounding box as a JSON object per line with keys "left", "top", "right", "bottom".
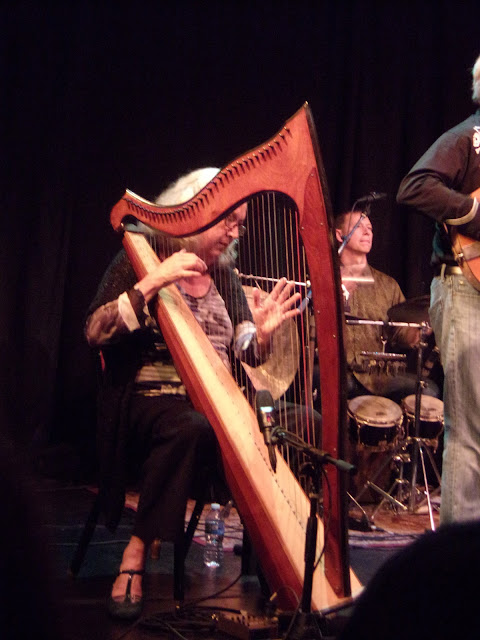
{"left": 194, "top": 204, "right": 247, "bottom": 265}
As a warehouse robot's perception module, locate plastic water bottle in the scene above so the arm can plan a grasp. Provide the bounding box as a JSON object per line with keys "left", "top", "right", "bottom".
{"left": 203, "top": 503, "right": 225, "bottom": 568}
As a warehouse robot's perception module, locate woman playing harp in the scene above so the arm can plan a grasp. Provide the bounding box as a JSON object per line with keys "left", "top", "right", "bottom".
{"left": 85, "top": 167, "right": 320, "bottom": 620}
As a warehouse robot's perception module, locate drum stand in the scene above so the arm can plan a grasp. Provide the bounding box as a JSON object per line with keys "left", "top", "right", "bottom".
{"left": 353, "top": 441, "right": 410, "bottom": 522}
{"left": 353, "top": 324, "right": 442, "bottom": 530}
{"left": 407, "top": 439, "right": 441, "bottom": 528}
{"left": 405, "top": 328, "right": 442, "bottom": 528}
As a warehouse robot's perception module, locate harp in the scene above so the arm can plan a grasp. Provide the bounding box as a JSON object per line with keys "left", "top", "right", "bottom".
{"left": 110, "top": 104, "right": 362, "bottom": 611}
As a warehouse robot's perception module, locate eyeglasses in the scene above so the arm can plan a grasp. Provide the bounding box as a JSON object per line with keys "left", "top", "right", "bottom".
{"left": 224, "top": 212, "right": 247, "bottom": 237}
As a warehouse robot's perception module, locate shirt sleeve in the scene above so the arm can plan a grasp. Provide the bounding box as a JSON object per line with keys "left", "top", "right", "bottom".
{"left": 85, "top": 288, "right": 148, "bottom": 347}
{"left": 397, "top": 126, "right": 480, "bottom": 238}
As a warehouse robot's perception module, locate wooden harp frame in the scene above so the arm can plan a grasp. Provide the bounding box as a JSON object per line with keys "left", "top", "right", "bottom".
{"left": 110, "top": 103, "right": 361, "bottom": 611}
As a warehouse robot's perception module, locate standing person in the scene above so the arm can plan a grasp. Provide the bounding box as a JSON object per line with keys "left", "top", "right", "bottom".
{"left": 397, "top": 54, "right": 480, "bottom": 525}
{"left": 85, "top": 167, "right": 303, "bottom": 619}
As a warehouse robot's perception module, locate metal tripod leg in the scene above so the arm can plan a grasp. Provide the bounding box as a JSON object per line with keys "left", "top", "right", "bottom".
{"left": 370, "top": 450, "right": 410, "bottom": 520}
{"left": 404, "top": 325, "right": 441, "bottom": 530}
{"left": 347, "top": 491, "right": 375, "bottom": 530}
{"left": 408, "top": 438, "right": 442, "bottom": 530}
{"left": 354, "top": 445, "right": 401, "bottom": 504}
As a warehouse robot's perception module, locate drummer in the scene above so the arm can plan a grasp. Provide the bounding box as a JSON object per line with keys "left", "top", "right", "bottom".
{"left": 335, "top": 210, "right": 440, "bottom": 404}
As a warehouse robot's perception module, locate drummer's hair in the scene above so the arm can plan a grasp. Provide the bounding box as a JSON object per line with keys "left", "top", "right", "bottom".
{"left": 334, "top": 210, "right": 365, "bottom": 230}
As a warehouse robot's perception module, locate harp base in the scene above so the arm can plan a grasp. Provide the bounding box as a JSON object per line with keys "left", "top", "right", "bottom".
{"left": 271, "top": 433, "right": 353, "bottom": 640}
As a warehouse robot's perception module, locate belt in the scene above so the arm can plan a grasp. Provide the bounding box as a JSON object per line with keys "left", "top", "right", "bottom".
{"left": 433, "top": 264, "right": 463, "bottom": 277}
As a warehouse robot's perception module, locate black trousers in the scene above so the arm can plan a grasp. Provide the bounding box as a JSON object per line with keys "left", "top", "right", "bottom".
{"left": 127, "top": 393, "right": 218, "bottom": 544}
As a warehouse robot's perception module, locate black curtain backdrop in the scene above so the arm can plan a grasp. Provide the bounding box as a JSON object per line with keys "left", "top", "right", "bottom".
{"left": 1, "top": 1, "right": 478, "bottom": 473}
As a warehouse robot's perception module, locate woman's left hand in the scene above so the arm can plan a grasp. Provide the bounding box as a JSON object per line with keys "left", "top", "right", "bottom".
{"left": 251, "top": 277, "right": 302, "bottom": 345}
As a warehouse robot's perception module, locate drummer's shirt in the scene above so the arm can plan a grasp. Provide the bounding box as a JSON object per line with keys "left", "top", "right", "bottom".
{"left": 342, "top": 264, "right": 407, "bottom": 395}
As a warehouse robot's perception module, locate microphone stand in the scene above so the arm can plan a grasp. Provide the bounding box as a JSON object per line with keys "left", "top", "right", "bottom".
{"left": 270, "top": 429, "right": 356, "bottom": 640}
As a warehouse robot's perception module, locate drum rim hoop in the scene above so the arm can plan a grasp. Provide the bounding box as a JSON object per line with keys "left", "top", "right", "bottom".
{"left": 348, "top": 395, "right": 403, "bottom": 426}
{"left": 402, "top": 394, "right": 444, "bottom": 422}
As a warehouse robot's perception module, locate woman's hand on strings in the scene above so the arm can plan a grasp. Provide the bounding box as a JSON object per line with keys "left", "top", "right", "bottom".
{"left": 251, "top": 277, "right": 301, "bottom": 345}
{"left": 136, "top": 250, "right": 207, "bottom": 302}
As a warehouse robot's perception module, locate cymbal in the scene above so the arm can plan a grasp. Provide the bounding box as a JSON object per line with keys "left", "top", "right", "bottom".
{"left": 241, "top": 286, "right": 300, "bottom": 400}
{"left": 388, "top": 295, "right": 430, "bottom": 323}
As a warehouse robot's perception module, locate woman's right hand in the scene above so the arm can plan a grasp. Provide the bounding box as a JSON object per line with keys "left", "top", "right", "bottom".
{"left": 135, "top": 250, "right": 207, "bottom": 302}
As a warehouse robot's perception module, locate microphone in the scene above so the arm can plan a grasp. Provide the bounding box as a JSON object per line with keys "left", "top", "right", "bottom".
{"left": 255, "top": 390, "right": 277, "bottom": 472}
{"left": 354, "top": 191, "right": 387, "bottom": 208}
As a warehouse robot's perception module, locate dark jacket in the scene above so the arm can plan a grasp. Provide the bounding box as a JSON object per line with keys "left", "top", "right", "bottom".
{"left": 397, "top": 110, "right": 480, "bottom": 266}
{"left": 86, "top": 249, "right": 255, "bottom": 531}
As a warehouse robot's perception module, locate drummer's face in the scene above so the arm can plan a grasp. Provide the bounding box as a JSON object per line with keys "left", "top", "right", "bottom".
{"left": 337, "top": 212, "right": 373, "bottom": 255}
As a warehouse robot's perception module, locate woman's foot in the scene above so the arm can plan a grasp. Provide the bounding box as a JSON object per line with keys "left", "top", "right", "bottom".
{"left": 107, "top": 536, "right": 146, "bottom": 620}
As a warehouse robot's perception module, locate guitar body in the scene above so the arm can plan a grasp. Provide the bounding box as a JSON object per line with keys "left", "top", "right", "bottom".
{"left": 450, "top": 229, "right": 480, "bottom": 292}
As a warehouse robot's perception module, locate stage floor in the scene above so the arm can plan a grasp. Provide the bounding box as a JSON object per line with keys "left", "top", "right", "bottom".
{"left": 25, "top": 478, "right": 441, "bottom": 640}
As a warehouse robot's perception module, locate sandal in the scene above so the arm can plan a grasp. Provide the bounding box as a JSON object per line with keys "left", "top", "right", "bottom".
{"left": 106, "top": 569, "right": 145, "bottom": 620}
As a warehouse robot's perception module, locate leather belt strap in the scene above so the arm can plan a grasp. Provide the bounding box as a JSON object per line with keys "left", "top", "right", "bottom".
{"left": 434, "top": 264, "right": 463, "bottom": 277}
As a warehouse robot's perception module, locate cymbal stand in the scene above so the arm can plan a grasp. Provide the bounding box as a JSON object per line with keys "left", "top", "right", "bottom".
{"left": 347, "top": 316, "right": 420, "bottom": 517}
{"left": 354, "top": 442, "right": 409, "bottom": 517}
{"left": 366, "top": 324, "right": 440, "bottom": 529}
{"left": 407, "top": 323, "right": 441, "bottom": 529}
{"left": 346, "top": 318, "right": 441, "bottom": 528}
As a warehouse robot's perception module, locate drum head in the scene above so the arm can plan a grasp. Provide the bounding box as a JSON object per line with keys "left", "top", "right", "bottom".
{"left": 348, "top": 395, "right": 403, "bottom": 427}
{"left": 402, "top": 394, "right": 444, "bottom": 421}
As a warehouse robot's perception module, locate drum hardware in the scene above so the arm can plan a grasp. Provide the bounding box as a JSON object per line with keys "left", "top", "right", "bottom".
{"left": 358, "top": 325, "right": 441, "bottom": 529}
{"left": 402, "top": 394, "right": 444, "bottom": 448}
{"left": 354, "top": 425, "right": 441, "bottom": 526}
{"left": 349, "top": 395, "right": 409, "bottom": 524}
{"left": 406, "top": 354, "right": 442, "bottom": 529}
{"left": 345, "top": 312, "right": 443, "bottom": 529}
{"left": 348, "top": 395, "right": 403, "bottom": 451}
{"left": 356, "top": 351, "right": 407, "bottom": 376}
{"left": 345, "top": 315, "right": 420, "bottom": 377}
{"left": 347, "top": 491, "right": 378, "bottom": 531}
{"left": 346, "top": 317, "right": 425, "bottom": 331}
{"left": 354, "top": 438, "right": 411, "bottom": 510}
{"left": 366, "top": 447, "right": 428, "bottom": 521}
{"left": 399, "top": 394, "right": 443, "bottom": 514}
{"left": 388, "top": 294, "right": 431, "bottom": 324}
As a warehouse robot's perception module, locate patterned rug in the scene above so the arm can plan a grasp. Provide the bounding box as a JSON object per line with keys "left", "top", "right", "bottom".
{"left": 121, "top": 490, "right": 437, "bottom": 552}
{"left": 348, "top": 498, "right": 440, "bottom": 549}
{"left": 123, "top": 492, "right": 244, "bottom": 551}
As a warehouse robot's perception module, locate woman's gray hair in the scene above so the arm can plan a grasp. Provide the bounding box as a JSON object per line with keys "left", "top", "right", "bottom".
{"left": 150, "top": 168, "right": 220, "bottom": 255}
{"left": 472, "top": 55, "right": 480, "bottom": 105}
{"left": 155, "top": 167, "right": 220, "bottom": 205}
{"left": 153, "top": 167, "right": 238, "bottom": 266}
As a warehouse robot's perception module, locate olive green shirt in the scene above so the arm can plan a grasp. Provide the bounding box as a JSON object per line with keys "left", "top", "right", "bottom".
{"left": 343, "top": 265, "right": 406, "bottom": 394}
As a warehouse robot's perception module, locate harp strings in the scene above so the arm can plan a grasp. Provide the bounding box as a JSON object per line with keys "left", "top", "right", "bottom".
{"left": 234, "top": 192, "right": 318, "bottom": 476}
{"left": 142, "top": 192, "right": 318, "bottom": 479}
